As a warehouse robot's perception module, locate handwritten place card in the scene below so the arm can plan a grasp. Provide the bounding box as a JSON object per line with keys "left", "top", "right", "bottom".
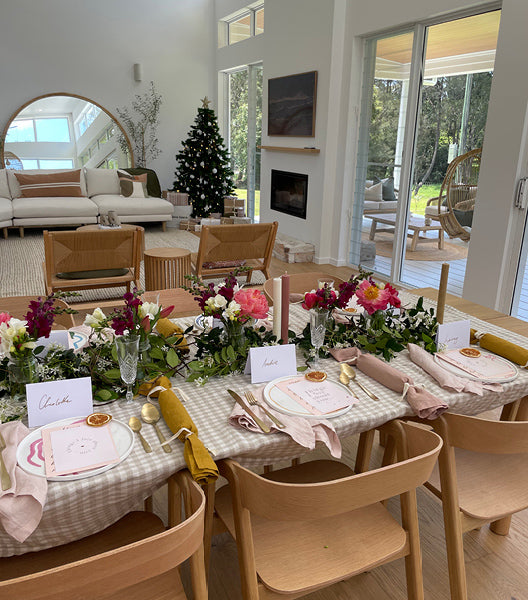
{"left": 26, "top": 377, "right": 93, "bottom": 428}
{"left": 245, "top": 344, "right": 297, "bottom": 384}
{"left": 42, "top": 422, "right": 119, "bottom": 477}
{"left": 436, "top": 319, "right": 471, "bottom": 351}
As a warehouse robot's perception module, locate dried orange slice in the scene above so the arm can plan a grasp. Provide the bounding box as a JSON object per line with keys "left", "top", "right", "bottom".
{"left": 305, "top": 371, "right": 327, "bottom": 382}
{"left": 86, "top": 413, "right": 112, "bottom": 427}
{"left": 459, "top": 347, "right": 481, "bottom": 358}
{"left": 344, "top": 307, "right": 357, "bottom": 313}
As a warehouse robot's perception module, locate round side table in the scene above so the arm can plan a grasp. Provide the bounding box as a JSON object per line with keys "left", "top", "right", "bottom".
{"left": 144, "top": 247, "right": 192, "bottom": 291}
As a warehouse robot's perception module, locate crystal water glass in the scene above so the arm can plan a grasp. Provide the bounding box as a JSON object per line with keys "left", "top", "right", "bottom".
{"left": 115, "top": 335, "right": 139, "bottom": 405}
{"left": 310, "top": 310, "right": 328, "bottom": 369}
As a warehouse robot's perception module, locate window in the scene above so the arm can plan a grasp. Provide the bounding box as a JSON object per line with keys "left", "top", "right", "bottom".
{"left": 20, "top": 158, "right": 74, "bottom": 169}
{"left": 6, "top": 120, "right": 35, "bottom": 143}
{"left": 76, "top": 104, "right": 101, "bottom": 138}
{"left": 97, "top": 152, "right": 118, "bottom": 169}
{"left": 6, "top": 117, "right": 70, "bottom": 143}
{"left": 219, "top": 3, "right": 264, "bottom": 48}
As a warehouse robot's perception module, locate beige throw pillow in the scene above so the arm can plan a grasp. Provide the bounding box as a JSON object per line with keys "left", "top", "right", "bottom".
{"left": 364, "top": 181, "right": 383, "bottom": 201}
{"left": 120, "top": 178, "right": 147, "bottom": 198}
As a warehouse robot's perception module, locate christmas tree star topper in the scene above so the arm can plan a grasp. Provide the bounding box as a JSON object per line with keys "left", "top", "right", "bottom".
{"left": 201, "top": 96, "right": 211, "bottom": 109}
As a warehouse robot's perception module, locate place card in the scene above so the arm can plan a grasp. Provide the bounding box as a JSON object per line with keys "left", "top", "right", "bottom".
{"left": 26, "top": 377, "right": 93, "bottom": 428}
{"left": 436, "top": 319, "right": 471, "bottom": 351}
{"left": 245, "top": 344, "right": 297, "bottom": 384}
{"left": 35, "top": 330, "right": 71, "bottom": 357}
{"left": 281, "top": 378, "right": 354, "bottom": 415}
{"left": 42, "top": 422, "right": 119, "bottom": 477}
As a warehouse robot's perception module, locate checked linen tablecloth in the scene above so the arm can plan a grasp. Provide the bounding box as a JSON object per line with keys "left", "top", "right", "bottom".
{"left": 2, "top": 292, "right": 528, "bottom": 556}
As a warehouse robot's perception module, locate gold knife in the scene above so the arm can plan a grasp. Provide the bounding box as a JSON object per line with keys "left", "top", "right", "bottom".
{"left": 0, "top": 432, "right": 12, "bottom": 491}
{"left": 227, "top": 389, "right": 271, "bottom": 434}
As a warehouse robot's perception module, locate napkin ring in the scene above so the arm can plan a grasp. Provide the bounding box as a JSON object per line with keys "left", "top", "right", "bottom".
{"left": 161, "top": 427, "right": 195, "bottom": 446}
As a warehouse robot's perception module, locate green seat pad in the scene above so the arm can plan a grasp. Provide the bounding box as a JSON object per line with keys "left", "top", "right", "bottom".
{"left": 56, "top": 268, "right": 128, "bottom": 280}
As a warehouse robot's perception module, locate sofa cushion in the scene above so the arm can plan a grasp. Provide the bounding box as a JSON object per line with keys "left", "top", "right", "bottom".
{"left": 12, "top": 197, "right": 99, "bottom": 219}
{"left": 120, "top": 168, "right": 162, "bottom": 198}
{"left": 0, "top": 197, "right": 13, "bottom": 221}
{"left": 14, "top": 170, "right": 83, "bottom": 198}
{"left": 363, "top": 200, "right": 398, "bottom": 212}
{"left": 364, "top": 182, "right": 383, "bottom": 201}
{"left": 85, "top": 168, "right": 120, "bottom": 197}
{"left": 119, "top": 179, "right": 147, "bottom": 198}
{"left": 91, "top": 195, "right": 173, "bottom": 216}
{"left": 7, "top": 169, "right": 88, "bottom": 198}
{"left": 0, "top": 170, "right": 11, "bottom": 199}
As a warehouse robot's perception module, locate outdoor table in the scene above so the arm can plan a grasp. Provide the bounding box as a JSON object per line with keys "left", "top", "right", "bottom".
{"left": 2, "top": 291, "right": 528, "bottom": 557}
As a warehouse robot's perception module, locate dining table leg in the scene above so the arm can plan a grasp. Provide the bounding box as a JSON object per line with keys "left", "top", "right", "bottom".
{"left": 355, "top": 429, "right": 375, "bottom": 473}
{"left": 203, "top": 481, "right": 217, "bottom": 577}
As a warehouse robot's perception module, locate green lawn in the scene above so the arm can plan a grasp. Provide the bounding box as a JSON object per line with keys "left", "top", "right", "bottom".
{"left": 408, "top": 183, "right": 442, "bottom": 216}
{"left": 234, "top": 188, "right": 260, "bottom": 217}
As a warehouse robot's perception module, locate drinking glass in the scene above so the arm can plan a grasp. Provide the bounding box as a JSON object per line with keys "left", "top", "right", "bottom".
{"left": 310, "top": 310, "right": 328, "bottom": 369}
{"left": 317, "top": 277, "right": 334, "bottom": 289}
{"left": 114, "top": 335, "right": 139, "bottom": 405}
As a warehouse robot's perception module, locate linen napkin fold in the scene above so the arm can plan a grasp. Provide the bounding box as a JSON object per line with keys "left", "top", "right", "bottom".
{"left": 329, "top": 346, "right": 448, "bottom": 419}
{"left": 407, "top": 343, "right": 502, "bottom": 395}
{"left": 289, "top": 293, "right": 304, "bottom": 304}
{"left": 140, "top": 378, "right": 218, "bottom": 485}
{"left": 470, "top": 328, "right": 528, "bottom": 367}
{"left": 155, "top": 318, "right": 189, "bottom": 353}
{"left": 229, "top": 388, "right": 342, "bottom": 458}
{"left": 0, "top": 421, "right": 48, "bottom": 542}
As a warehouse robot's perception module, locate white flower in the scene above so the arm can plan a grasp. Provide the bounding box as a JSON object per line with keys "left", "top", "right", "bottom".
{"left": 139, "top": 302, "right": 159, "bottom": 320}
{"left": 0, "top": 318, "right": 27, "bottom": 355}
{"left": 213, "top": 294, "right": 227, "bottom": 309}
{"left": 225, "top": 301, "right": 241, "bottom": 320}
{"left": 84, "top": 308, "right": 106, "bottom": 329}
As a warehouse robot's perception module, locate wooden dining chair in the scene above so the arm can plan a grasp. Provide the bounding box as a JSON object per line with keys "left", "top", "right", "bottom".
{"left": 416, "top": 410, "right": 528, "bottom": 600}
{"left": 213, "top": 420, "right": 442, "bottom": 600}
{"left": 0, "top": 295, "right": 75, "bottom": 329}
{"left": 262, "top": 271, "right": 346, "bottom": 305}
{"left": 0, "top": 471, "right": 207, "bottom": 600}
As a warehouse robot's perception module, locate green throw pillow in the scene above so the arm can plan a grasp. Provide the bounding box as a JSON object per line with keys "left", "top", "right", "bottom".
{"left": 56, "top": 268, "right": 128, "bottom": 280}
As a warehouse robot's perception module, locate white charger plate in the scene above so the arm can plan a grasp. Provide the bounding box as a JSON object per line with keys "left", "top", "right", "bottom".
{"left": 263, "top": 375, "right": 354, "bottom": 419}
{"left": 17, "top": 416, "right": 134, "bottom": 481}
{"left": 434, "top": 350, "right": 518, "bottom": 383}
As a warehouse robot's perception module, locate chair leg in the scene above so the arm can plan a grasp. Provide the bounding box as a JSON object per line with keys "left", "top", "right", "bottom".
{"left": 144, "top": 496, "right": 153, "bottom": 512}
{"left": 401, "top": 490, "right": 424, "bottom": 600}
{"left": 490, "top": 515, "right": 512, "bottom": 536}
{"left": 355, "top": 429, "right": 375, "bottom": 473}
{"left": 203, "top": 481, "right": 216, "bottom": 577}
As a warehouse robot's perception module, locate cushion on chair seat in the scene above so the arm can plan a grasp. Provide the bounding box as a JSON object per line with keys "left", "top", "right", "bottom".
{"left": 425, "top": 205, "right": 448, "bottom": 216}
{"left": 56, "top": 268, "right": 129, "bottom": 280}
{"left": 202, "top": 259, "right": 246, "bottom": 270}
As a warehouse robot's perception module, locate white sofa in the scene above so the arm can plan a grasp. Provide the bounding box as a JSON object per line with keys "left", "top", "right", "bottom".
{"left": 0, "top": 168, "right": 174, "bottom": 237}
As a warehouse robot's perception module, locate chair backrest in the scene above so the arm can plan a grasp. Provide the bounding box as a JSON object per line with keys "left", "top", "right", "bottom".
{"left": 44, "top": 229, "right": 141, "bottom": 276}
{"left": 221, "top": 421, "right": 442, "bottom": 522}
{"left": 195, "top": 222, "right": 278, "bottom": 267}
{"left": 434, "top": 411, "right": 528, "bottom": 455}
{"left": 0, "top": 296, "right": 75, "bottom": 329}
{"left": 0, "top": 472, "right": 207, "bottom": 600}
{"left": 263, "top": 272, "right": 346, "bottom": 305}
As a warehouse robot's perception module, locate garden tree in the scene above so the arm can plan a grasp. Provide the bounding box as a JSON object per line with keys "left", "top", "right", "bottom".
{"left": 173, "top": 97, "right": 235, "bottom": 218}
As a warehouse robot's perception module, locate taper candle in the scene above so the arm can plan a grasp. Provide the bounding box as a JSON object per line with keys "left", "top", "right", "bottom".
{"left": 281, "top": 273, "right": 290, "bottom": 343}
{"left": 437, "top": 263, "right": 449, "bottom": 324}
{"left": 272, "top": 277, "right": 282, "bottom": 339}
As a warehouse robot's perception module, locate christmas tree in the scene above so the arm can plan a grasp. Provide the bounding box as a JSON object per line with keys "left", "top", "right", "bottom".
{"left": 173, "top": 97, "right": 235, "bottom": 218}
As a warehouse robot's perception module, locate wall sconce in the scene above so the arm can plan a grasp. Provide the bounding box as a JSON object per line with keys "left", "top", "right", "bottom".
{"left": 133, "top": 63, "right": 143, "bottom": 82}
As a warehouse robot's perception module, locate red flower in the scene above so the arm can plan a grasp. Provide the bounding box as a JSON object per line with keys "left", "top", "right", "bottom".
{"left": 384, "top": 283, "right": 401, "bottom": 308}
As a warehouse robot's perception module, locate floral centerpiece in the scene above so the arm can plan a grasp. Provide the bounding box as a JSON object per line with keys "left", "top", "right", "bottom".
{"left": 297, "top": 270, "right": 437, "bottom": 362}
{"left": 184, "top": 271, "right": 276, "bottom": 383}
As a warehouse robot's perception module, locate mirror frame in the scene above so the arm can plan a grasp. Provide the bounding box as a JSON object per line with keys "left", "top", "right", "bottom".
{"left": 0, "top": 92, "right": 135, "bottom": 169}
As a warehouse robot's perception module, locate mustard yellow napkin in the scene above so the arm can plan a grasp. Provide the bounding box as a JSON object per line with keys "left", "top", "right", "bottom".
{"left": 140, "top": 378, "right": 218, "bottom": 485}
{"left": 156, "top": 318, "right": 189, "bottom": 353}
{"left": 470, "top": 328, "right": 528, "bottom": 367}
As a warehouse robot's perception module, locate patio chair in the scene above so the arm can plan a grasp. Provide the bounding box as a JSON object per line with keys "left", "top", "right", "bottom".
{"left": 213, "top": 420, "right": 442, "bottom": 600}
{"left": 0, "top": 295, "right": 75, "bottom": 329}
{"left": 0, "top": 470, "right": 207, "bottom": 600}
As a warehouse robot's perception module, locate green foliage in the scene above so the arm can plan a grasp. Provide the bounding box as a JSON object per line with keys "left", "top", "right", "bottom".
{"left": 173, "top": 101, "right": 235, "bottom": 217}
{"left": 295, "top": 297, "right": 438, "bottom": 362}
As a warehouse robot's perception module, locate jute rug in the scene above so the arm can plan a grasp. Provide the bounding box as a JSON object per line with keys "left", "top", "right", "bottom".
{"left": 362, "top": 231, "right": 468, "bottom": 262}
{"left": 0, "top": 226, "right": 265, "bottom": 303}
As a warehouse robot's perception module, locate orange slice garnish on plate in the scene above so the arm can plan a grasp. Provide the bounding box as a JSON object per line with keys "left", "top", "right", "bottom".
{"left": 86, "top": 413, "right": 112, "bottom": 427}
{"left": 305, "top": 371, "right": 327, "bottom": 382}
{"left": 459, "top": 348, "right": 481, "bottom": 358}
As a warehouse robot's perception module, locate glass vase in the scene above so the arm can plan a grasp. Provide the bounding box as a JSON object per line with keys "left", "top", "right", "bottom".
{"left": 8, "top": 354, "right": 39, "bottom": 406}
{"left": 224, "top": 320, "right": 246, "bottom": 351}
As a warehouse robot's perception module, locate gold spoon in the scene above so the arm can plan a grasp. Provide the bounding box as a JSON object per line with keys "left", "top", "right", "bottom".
{"left": 340, "top": 363, "right": 379, "bottom": 401}
{"left": 339, "top": 369, "right": 357, "bottom": 398}
{"left": 141, "top": 403, "right": 172, "bottom": 453}
{"left": 128, "top": 416, "right": 152, "bottom": 453}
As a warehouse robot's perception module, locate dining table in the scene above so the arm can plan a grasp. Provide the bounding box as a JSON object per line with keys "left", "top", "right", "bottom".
{"left": 2, "top": 290, "right": 528, "bottom": 557}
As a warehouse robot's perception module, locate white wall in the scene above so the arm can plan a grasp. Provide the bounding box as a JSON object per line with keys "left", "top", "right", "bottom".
{"left": 0, "top": 0, "right": 215, "bottom": 190}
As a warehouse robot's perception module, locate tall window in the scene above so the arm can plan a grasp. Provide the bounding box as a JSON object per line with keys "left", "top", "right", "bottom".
{"left": 219, "top": 3, "right": 264, "bottom": 48}
{"left": 6, "top": 117, "right": 71, "bottom": 143}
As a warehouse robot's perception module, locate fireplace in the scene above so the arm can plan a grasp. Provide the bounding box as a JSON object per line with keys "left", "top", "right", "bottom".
{"left": 270, "top": 169, "right": 308, "bottom": 219}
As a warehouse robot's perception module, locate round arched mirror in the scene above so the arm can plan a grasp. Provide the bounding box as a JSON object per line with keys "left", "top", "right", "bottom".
{"left": 1, "top": 93, "right": 134, "bottom": 170}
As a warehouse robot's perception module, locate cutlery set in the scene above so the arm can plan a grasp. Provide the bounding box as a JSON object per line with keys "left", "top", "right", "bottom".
{"left": 129, "top": 403, "right": 173, "bottom": 454}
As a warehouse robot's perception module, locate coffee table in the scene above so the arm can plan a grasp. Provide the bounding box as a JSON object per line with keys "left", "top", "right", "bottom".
{"left": 366, "top": 213, "right": 444, "bottom": 251}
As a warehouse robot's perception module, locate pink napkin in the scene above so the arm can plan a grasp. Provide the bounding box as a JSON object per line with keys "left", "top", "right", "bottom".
{"left": 289, "top": 293, "right": 304, "bottom": 304}
{"left": 407, "top": 343, "right": 502, "bottom": 395}
{"left": 329, "top": 346, "right": 448, "bottom": 420}
{"left": 0, "top": 422, "right": 48, "bottom": 542}
{"left": 229, "top": 388, "right": 342, "bottom": 458}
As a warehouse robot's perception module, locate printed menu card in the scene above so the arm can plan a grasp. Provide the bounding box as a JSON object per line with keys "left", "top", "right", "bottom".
{"left": 276, "top": 377, "right": 356, "bottom": 415}
{"left": 42, "top": 422, "right": 119, "bottom": 477}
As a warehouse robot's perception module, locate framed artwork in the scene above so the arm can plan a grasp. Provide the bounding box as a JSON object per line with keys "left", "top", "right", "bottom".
{"left": 267, "top": 71, "right": 317, "bottom": 137}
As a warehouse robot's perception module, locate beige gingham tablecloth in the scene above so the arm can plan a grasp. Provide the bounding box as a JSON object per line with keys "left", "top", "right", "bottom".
{"left": 2, "top": 291, "right": 527, "bottom": 556}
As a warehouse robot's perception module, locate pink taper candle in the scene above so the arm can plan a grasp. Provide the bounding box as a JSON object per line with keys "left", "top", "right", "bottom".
{"left": 280, "top": 273, "right": 290, "bottom": 344}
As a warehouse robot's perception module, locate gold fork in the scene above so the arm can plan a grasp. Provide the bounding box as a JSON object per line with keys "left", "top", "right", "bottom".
{"left": 245, "top": 391, "right": 286, "bottom": 429}
{"left": 0, "top": 432, "right": 12, "bottom": 491}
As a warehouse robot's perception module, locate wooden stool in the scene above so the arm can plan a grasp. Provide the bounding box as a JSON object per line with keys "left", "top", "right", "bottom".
{"left": 144, "top": 247, "right": 191, "bottom": 291}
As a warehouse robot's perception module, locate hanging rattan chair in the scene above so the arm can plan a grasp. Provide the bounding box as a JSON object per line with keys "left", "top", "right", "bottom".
{"left": 427, "top": 148, "right": 481, "bottom": 242}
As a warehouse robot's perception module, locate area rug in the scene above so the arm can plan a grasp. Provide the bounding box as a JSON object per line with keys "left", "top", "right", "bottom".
{"left": 362, "top": 231, "right": 468, "bottom": 262}
{"left": 0, "top": 226, "right": 265, "bottom": 303}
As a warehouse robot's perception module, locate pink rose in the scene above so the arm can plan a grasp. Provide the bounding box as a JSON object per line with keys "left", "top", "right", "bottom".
{"left": 234, "top": 289, "right": 269, "bottom": 320}
{"left": 355, "top": 280, "right": 390, "bottom": 315}
{"left": 0, "top": 313, "right": 11, "bottom": 325}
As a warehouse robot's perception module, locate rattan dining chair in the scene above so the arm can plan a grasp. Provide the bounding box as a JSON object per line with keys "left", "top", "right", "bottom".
{"left": 0, "top": 295, "right": 75, "bottom": 329}
{"left": 213, "top": 420, "right": 442, "bottom": 600}
{"left": 262, "top": 271, "right": 346, "bottom": 305}
{"left": 417, "top": 409, "right": 528, "bottom": 600}
{"left": 0, "top": 471, "right": 207, "bottom": 600}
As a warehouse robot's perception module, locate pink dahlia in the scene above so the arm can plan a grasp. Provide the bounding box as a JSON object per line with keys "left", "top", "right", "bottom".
{"left": 234, "top": 289, "right": 269, "bottom": 320}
